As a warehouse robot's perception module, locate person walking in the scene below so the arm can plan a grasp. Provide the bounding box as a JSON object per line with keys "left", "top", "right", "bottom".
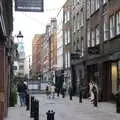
{"left": 17, "top": 81, "right": 27, "bottom": 106}
{"left": 51, "top": 85, "right": 56, "bottom": 99}
{"left": 89, "top": 81, "right": 94, "bottom": 102}
{"left": 92, "top": 82, "right": 98, "bottom": 107}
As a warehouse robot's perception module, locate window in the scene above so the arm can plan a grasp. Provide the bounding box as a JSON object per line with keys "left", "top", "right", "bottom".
{"left": 91, "top": 0, "right": 95, "bottom": 14}
{"left": 80, "top": 11, "right": 84, "bottom": 26}
{"left": 77, "top": 13, "right": 80, "bottom": 30}
{"left": 65, "top": 12, "right": 67, "bottom": 23}
{"left": 87, "top": 26, "right": 91, "bottom": 47}
{"left": 13, "top": 66, "right": 17, "bottom": 70}
{"left": 65, "top": 31, "right": 67, "bottom": 45}
{"left": 81, "top": 38, "right": 84, "bottom": 56}
{"left": 73, "top": 17, "right": 76, "bottom": 32}
{"left": 87, "top": 0, "right": 90, "bottom": 19}
{"left": 91, "top": 30, "right": 95, "bottom": 47}
{"left": 95, "top": 0, "right": 100, "bottom": 10}
{"left": 116, "top": 11, "right": 120, "bottom": 35}
{"left": 76, "top": 39, "right": 79, "bottom": 51}
{"left": 67, "top": 11, "right": 70, "bottom": 22}
{"left": 95, "top": 25, "right": 100, "bottom": 45}
{"left": 103, "top": 0, "right": 107, "bottom": 4}
{"left": 68, "top": 51, "right": 70, "bottom": 68}
{"left": 73, "top": 41, "right": 76, "bottom": 51}
{"left": 19, "top": 65, "right": 24, "bottom": 70}
{"left": 104, "top": 15, "right": 109, "bottom": 41}
{"left": 110, "top": 15, "right": 115, "bottom": 38}
{"left": 68, "top": 29, "right": 70, "bottom": 43}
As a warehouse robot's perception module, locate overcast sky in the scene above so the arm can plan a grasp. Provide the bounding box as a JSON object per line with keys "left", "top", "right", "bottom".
{"left": 13, "top": 0, "right": 66, "bottom": 57}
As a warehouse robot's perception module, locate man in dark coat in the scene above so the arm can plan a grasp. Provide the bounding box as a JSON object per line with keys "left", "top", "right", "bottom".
{"left": 17, "top": 81, "right": 27, "bottom": 106}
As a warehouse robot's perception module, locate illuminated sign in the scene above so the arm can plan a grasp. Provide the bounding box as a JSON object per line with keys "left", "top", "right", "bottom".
{"left": 15, "top": 0, "right": 44, "bottom": 12}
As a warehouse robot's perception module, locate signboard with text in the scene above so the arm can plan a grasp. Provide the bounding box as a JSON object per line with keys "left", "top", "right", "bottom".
{"left": 15, "top": 0, "right": 44, "bottom": 12}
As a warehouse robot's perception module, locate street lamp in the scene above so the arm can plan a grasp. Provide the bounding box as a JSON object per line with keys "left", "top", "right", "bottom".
{"left": 16, "top": 31, "right": 25, "bottom": 79}
{"left": 17, "top": 31, "right": 24, "bottom": 42}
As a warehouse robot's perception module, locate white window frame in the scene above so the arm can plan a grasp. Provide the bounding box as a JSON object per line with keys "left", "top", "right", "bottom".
{"left": 65, "top": 52, "right": 68, "bottom": 68}
{"left": 91, "top": 30, "right": 95, "bottom": 47}
{"left": 87, "top": 27, "right": 91, "bottom": 47}
{"left": 73, "top": 17, "right": 76, "bottom": 32}
{"left": 103, "top": 0, "right": 107, "bottom": 4}
{"left": 104, "top": 15, "right": 109, "bottom": 41}
{"left": 65, "top": 31, "right": 67, "bottom": 45}
{"left": 67, "top": 51, "right": 70, "bottom": 68}
{"left": 77, "top": 13, "right": 80, "bottom": 30}
{"left": 68, "top": 29, "right": 70, "bottom": 43}
{"left": 90, "top": 0, "right": 95, "bottom": 14}
{"left": 116, "top": 11, "right": 120, "bottom": 35}
{"left": 80, "top": 11, "right": 84, "bottom": 26}
{"left": 95, "top": 0, "right": 100, "bottom": 11}
{"left": 87, "top": 0, "right": 90, "bottom": 19}
{"left": 81, "top": 39, "right": 84, "bottom": 56}
{"left": 95, "top": 25, "right": 100, "bottom": 45}
{"left": 110, "top": 15, "right": 115, "bottom": 38}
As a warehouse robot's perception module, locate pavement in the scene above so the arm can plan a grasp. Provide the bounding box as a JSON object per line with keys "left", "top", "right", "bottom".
{"left": 5, "top": 94, "right": 120, "bottom": 120}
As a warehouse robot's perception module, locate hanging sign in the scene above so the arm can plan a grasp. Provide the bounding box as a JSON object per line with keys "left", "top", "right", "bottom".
{"left": 15, "top": 0, "right": 44, "bottom": 12}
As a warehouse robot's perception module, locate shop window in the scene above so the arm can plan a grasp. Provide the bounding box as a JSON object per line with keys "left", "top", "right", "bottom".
{"left": 111, "top": 63, "right": 117, "bottom": 95}
{"left": 118, "top": 61, "right": 120, "bottom": 90}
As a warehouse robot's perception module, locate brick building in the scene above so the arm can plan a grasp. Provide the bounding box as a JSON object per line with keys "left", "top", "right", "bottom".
{"left": 0, "top": 0, "right": 14, "bottom": 119}
{"left": 32, "top": 34, "right": 44, "bottom": 78}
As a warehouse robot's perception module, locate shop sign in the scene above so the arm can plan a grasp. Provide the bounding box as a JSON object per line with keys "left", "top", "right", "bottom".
{"left": 15, "top": 0, "right": 44, "bottom": 12}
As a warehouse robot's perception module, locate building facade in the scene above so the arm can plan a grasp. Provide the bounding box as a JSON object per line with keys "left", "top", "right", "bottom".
{"left": 71, "top": 0, "right": 86, "bottom": 95}
{"left": 63, "top": 0, "right": 72, "bottom": 91}
{"left": 49, "top": 18, "right": 57, "bottom": 84}
{"left": 71, "top": 0, "right": 120, "bottom": 101}
{"left": 42, "top": 25, "right": 51, "bottom": 82}
{"left": 32, "top": 34, "right": 44, "bottom": 79}
{"left": 57, "top": 8, "right": 64, "bottom": 71}
{"left": 85, "top": 0, "right": 120, "bottom": 101}
{"left": 0, "top": 0, "right": 14, "bottom": 119}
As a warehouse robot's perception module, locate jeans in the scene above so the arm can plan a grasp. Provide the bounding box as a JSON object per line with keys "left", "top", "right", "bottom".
{"left": 19, "top": 92, "right": 26, "bottom": 106}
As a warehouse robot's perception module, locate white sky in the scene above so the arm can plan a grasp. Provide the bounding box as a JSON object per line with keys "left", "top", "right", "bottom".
{"left": 13, "top": 0, "right": 66, "bottom": 57}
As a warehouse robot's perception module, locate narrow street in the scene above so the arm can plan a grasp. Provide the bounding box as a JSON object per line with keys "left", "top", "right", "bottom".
{"left": 6, "top": 94, "right": 120, "bottom": 120}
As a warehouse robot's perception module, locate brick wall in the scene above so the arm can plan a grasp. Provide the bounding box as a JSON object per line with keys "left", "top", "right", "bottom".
{"left": 0, "top": 44, "right": 9, "bottom": 120}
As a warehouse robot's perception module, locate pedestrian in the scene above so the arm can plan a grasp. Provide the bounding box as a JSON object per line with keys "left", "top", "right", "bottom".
{"left": 62, "top": 83, "right": 66, "bottom": 98}
{"left": 17, "top": 80, "right": 27, "bottom": 106}
{"left": 92, "top": 82, "right": 98, "bottom": 107}
{"left": 46, "top": 85, "right": 49, "bottom": 97}
{"left": 47, "top": 85, "right": 51, "bottom": 99}
{"left": 51, "top": 84, "right": 55, "bottom": 99}
{"left": 69, "top": 87, "right": 73, "bottom": 100}
{"left": 89, "top": 80, "right": 94, "bottom": 102}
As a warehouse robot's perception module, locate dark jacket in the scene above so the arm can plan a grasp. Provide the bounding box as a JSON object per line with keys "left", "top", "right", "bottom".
{"left": 17, "top": 83, "right": 27, "bottom": 93}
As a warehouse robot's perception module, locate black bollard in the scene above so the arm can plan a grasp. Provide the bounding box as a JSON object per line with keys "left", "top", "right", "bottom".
{"left": 46, "top": 110, "right": 51, "bottom": 120}
{"left": 62, "top": 91, "right": 65, "bottom": 98}
{"left": 50, "top": 110, "right": 55, "bottom": 120}
{"left": 116, "top": 92, "right": 120, "bottom": 113}
{"left": 26, "top": 93, "right": 30, "bottom": 110}
{"left": 30, "top": 96, "right": 35, "bottom": 118}
{"left": 70, "top": 94, "right": 72, "bottom": 100}
{"left": 69, "top": 88, "right": 72, "bottom": 100}
{"left": 34, "top": 100, "right": 39, "bottom": 120}
{"left": 79, "top": 90, "right": 82, "bottom": 103}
